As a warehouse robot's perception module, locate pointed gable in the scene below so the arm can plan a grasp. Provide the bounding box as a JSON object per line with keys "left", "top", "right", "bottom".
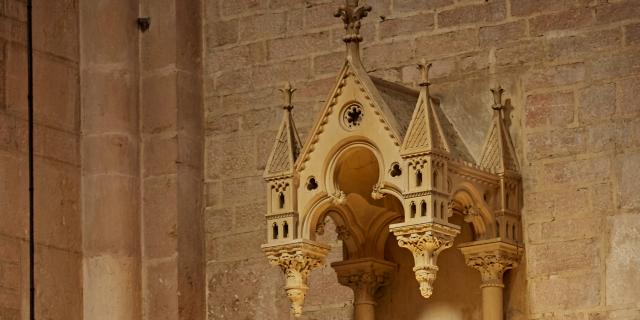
{"left": 479, "top": 87, "right": 519, "bottom": 173}
{"left": 264, "top": 84, "right": 303, "bottom": 178}
{"left": 399, "top": 62, "right": 474, "bottom": 162}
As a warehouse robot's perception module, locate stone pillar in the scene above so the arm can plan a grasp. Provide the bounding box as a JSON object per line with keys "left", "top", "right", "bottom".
{"left": 390, "top": 222, "right": 459, "bottom": 298}
{"left": 460, "top": 240, "right": 520, "bottom": 320}
{"left": 332, "top": 258, "right": 396, "bottom": 320}
{"left": 263, "top": 240, "right": 330, "bottom": 317}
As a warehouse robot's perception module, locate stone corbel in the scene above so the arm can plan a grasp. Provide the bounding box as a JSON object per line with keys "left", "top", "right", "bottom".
{"left": 389, "top": 222, "right": 460, "bottom": 298}
{"left": 262, "top": 240, "right": 331, "bottom": 317}
{"left": 332, "top": 258, "right": 396, "bottom": 320}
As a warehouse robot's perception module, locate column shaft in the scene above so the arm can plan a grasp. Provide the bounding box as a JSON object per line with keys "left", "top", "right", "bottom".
{"left": 482, "top": 285, "right": 503, "bottom": 320}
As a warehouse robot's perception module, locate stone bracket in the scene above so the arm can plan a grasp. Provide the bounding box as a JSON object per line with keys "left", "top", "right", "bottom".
{"left": 262, "top": 239, "right": 330, "bottom": 317}
{"left": 331, "top": 258, "right": 396, "bottom": 306}
{"left": 389, "top": 221, "right": 460, "bottom": 298}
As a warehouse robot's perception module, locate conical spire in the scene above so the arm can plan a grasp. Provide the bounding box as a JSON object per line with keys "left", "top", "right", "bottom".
{"left": 334, "top": 0, "right": 371, "bottom": 62}
{"left": 479, "top": 86, "right": 519, "bottom": 173}
{"left": 264, "top": 82, "right": 303, "bottom": 177}
{"left": 401, "top": 60, "right": 450, "bottom": 156}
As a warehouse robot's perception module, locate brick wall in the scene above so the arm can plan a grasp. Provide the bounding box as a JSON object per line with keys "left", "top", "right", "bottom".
{"left": 204, "top": 0, "right": 640, "bottom": 319}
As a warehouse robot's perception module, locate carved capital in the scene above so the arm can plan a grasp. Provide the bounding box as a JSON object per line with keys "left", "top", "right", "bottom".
{"left": 332, "top": 258, "right": 396, "bottom": 306}
{"left": 459, "top": 240, "right": 521, "bottom": 288}
{"left": 262, "top": 240, "right": 330, "bottom": 317}
{"left": 389, "top": 222, "right": 460, "bottom": 298}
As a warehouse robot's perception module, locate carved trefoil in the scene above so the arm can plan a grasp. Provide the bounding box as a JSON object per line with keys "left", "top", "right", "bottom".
{"left": 259, "top": 0, "right": 524, "bottom": 318}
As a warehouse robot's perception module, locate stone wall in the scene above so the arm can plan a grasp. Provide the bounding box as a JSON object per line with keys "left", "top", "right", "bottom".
{"left": 1, "top": 0, "right": 82, "bottom": 319}
{"left": 204, "top": 0, "right": 640, "bottom": 319}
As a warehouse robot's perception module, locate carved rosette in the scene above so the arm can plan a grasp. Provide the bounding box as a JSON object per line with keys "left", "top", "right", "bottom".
{"left": 459, "top": 240, "right": 521, "bottom": 288}
{"left": 262, "top": 240, "right": 330, "bottom": 317}
{"left": 389, "top": 222, "right": 460, "bottom": 298}
{"left": 332, "top": 258, "right": 396, "bottom": 306}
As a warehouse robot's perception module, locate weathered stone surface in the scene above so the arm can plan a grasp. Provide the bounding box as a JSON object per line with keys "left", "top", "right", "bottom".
{"left": 437, "top": 0, "right": 506, "bottom": 28}
{"left": 527, "top": 239, "right": 599, "bottom": 276}
{"left": 530, "top": 272, "right": 600, "bottom": 314}
{"left": 605, "top": 214, "right": 640, "bottom": 305}
{"left": 379, "top": 13, "right": 434, "bottom": 39}
{"left": 578, "top": 83, "right": 616, "bottom": 124}
{"left": 524, "top": 63, "right": 585, "bottom": 91}
{"left": 529, "top": 8, "right": 595, "bottom": 36}
{"left": 525, "top": 91, "right": 574, "bottom": 129}
{"left": 415, "top": 28, "right": 478, "bottom": 59}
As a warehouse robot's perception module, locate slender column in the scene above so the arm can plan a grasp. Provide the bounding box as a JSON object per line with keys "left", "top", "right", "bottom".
{"left": 332, "top": 258, "right": 396, "bottom": 320}
{"left": 262, "top": 240, "right": 330, "bottom": 317}
{"left": 389, "top": 222, "right": 460, "bottom": 298}
{"left": 460, "top": 240, "right": 521, "bottom": 320}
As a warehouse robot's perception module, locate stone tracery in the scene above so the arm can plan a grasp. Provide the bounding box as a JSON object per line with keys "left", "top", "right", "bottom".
{"left": 260, "top": 0, "right": 524, "bottom": 319}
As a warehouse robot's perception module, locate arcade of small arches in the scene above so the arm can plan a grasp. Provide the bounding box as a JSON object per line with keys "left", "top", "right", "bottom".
{"left": 260, "top": 1, "right": 523, "bottom": 319}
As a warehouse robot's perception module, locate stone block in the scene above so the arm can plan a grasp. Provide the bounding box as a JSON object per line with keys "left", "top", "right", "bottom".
{"left": 589, "top": 48, "right": 640, "bottom": 81}
{"left": 80, "top": 0, "right": 138, "bottom": 65}
{"left": 35, "top": 161, "right": 81, "bottom": 252}
{"left": 240, "top": 106, "right": 281, "bottom": 132}
{"left": 606, "top": 214, "right": 640, "bottom": 305}
{"left": 0, "top": 154, "right": 27, "bottom": 238}
{"left": 539, "top": 156, "right": 611, "bottom": 186}
{"left": 83, "top": 175, "right": 139, "bottom": 256}
{"left": 595, "top": 0, "right": 640, "bottom": 24}
{"left": 0, "top": 262, "right": 20, "bottom": 291}
{"left": 304, "top": 2, "right": 339, "bottom": 30}
{"left": 206, "top": 259, "right": 289, "bottom": 319}
{"left": 0, "top": 237, "right": 20, "bottom": 264}
{"left": 589, "top": 309, "right": 640, "bottom": 320}
{"left": 525, "top": 91, "right": 574, "bottom": 129}
{"left": 393, "top": 0, "right": 454, "bottom": 13}
{"left": 205, "top": 181, "right": 221, "bottom": 208}
{"left": 363, "top": 40, "right": 414, "bottom": 69}
{"left": 36, "top": 125, "right": 79, "bottom": 166}
{"left": 479, "top": 21, "right": 527, "bottom": 47}
{"left": 81, "top": 69, "right": 139, "bottom": 135}
{"left": 416, "top": 28, "right": 478, "bottom": 59}
{"left": 221, "top": 87, "right": 281, "bottom": 115}
{"left": 529, "top": 8, "right": 594, "bottom": 36}
{"left": 510, "top": 0, "right": 575, "bottom": 17}
{"left": 268, "top": 31, "right": 331, "bottom": 61}
{"left": 82, "top": 134, "right": 138, "bottom": 176}
{"left": 36, "top": 246, "right": 82, "bottom": 320}
{"left": 547, "top": 29, "right": 622, "bottom": 61}
{"left": 530, "top": 272, "right": 600, "bottom": 314}
{"left": 33, "top": 0, "right": 78, "bottom": 61}
{"left": 437, "top": 0, "right": 506, "bottom": 28}
{"left": 234, "top": 202, "right": 266, "bottom": 233}
{"left": 207, "top": 135, "right": 257, "bottom": 179}
{"left": 206, "top": 113, "right": 240, "bottom": 136}
{"left": 525, "top": 63, "right": 585, "bottom": 91}
{"left": 142, "top": 73, "right": 178, "bottom": 134}
{"left": 253, "top": 58, "right": 311, "bottom": 89}
{"left": 495, "top": 41, "right": 545, "bottom": 66}
{"left": 617, "top": 76, "right": 640, "bottom": 118}
{"left": 143, "top": 135, "right": 178, "bottom": 178}
{"left": 617, "top": 153, "right": 640, "bottom": 210}
{"left": 221, "top": 0, "right": 267, "bottom": 17}
{"left": 239, "top": 12, "right": 286, "bottom": 42}
{"left": 140, "top": 0, "right": 178, "bottom": 72}
{"left": 214, "top": 230, "right": 266, "bottom": 261}
{"left": 206, "top": 42, "right": 267, "bottom": 73}
{"left": 143, "top": 259, "right": 179, "bottom": 319}
{"left": 205, "top": 207, "right": 234, "bottom": 235}
{"left": 527, "top": 239, "right": 599, "bottom": 276}
{"left": 625, "top": 23, "right": 640, "bottom": 46}
{"left": 143, "top": 175, "right": 179, "bottom": 259}
{"left": 379, "top": 13, "right": 434, "bottom": 39}
{"left": 313, "top": 51, "right": 345, "bottom": 77}
{"left": 528, "top": 217, "right": 600, "bottom": 244}
{"left": 84, "top": 255, "right": 140, "bottom": 320}
{"left": 206, "top": 19, "right": 238, "bottom": 48}
{"left": 215, "top": 67, "right": 253, "bottom": 94}
{"left": 578, "top": 83, "right": 616, "bottom": 124}
{"left": 526, "top": 128, "right": 587, "bottom": 161}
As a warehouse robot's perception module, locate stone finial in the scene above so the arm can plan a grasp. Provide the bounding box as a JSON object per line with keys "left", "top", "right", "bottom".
{"left": 334, "top": 0, "right": 372, "bottom": 43}
{"left": 490, "top": 85, "right": 504, "bottom": 111}
{"left": 417, "top": 59, "right": 432, "bottom": 88}
{"left": 280, "top": 82, "right": 296, "bottom": 111}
